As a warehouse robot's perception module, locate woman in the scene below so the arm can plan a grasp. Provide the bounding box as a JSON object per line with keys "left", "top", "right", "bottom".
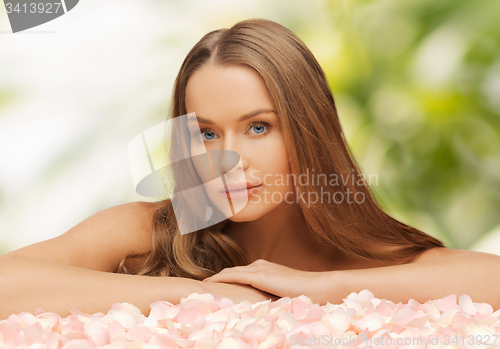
{"left": 0, "top": 18, "right": 498, "bottom": 319}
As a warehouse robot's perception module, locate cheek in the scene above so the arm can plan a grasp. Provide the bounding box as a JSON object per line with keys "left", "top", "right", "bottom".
{"left": 268, "top": 138, "right": 289, "bottom": 173}
{"left": 253, "top": 133, "right": 288, "bottom": 162}
{"left": 257, "top": 142, "right": 291, "bottom": 181}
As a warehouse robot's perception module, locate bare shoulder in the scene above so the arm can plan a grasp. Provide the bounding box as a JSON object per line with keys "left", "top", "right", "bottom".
{"left": 411, "top": 247, "right": 484, "bottom": 264}
{"left": 84, "top": 200, "right": 162, "bottom": 252}
{"left": 1, "top": 200, "right": 168, "bottom": 273}
{"left": 117, "top": 200, "right": 168, "bottom": 271}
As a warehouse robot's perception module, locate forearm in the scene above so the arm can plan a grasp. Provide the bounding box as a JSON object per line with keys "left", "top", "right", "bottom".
{"left": 319, "top": 253, "right": 500, "bottom": 310}
{"left": 0, "top": 256, "right": 204, "bottom": 319}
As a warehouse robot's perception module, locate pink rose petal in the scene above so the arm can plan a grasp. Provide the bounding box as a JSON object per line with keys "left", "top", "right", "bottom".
{"left": 0, "top": 291, "right": 498, "bottom": 348}
{"left": 434, "top": 294, "right": 458, "bottom": 313}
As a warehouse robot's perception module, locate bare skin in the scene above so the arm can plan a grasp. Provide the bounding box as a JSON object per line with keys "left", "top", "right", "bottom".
{"left": 0, "top": 201, "right": 278, "bottom": 320}
{"left": 0, "top": 199, "right": 470, "bottom": 320}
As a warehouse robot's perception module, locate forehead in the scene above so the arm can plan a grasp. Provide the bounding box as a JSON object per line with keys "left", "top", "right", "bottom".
{"left": 185, "top": 64, "right": 275, "bottom": 115}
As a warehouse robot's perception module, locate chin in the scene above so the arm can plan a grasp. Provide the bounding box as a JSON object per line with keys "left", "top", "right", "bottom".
{"left": 227, "top": 215, "right": 253, "bottom": 223}
{"left": 228, "top": 199, "right": 280, "bottom": 222}
{"left": 228, "top": 209, "right": 261, "bottom": 222}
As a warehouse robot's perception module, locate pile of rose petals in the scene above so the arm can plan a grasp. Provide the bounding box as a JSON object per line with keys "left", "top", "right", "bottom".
{"left": 1, "top": 289, "right": 499, "bottom": 348}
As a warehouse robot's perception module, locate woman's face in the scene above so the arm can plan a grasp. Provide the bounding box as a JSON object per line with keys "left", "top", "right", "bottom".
{"left": 185, "top": 64, "right": 293, "bottom": 222}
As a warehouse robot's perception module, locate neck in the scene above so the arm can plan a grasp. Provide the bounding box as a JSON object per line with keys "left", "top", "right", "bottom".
{"left": 225, "top": 201, "right": 341, "bottom": 271}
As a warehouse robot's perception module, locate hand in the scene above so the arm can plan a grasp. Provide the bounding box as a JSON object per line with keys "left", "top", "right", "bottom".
{"left": 199, "top": 280, "right": 280, "bottom": 304}
{"left": 202, "top": 259, "right": 327, "bottom": 303}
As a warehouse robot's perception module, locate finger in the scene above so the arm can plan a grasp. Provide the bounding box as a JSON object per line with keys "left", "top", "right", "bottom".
{"left": 205, "top": 270, "right": 255, "bottom": 285}
{"left": 204, "top": 264, "right": 261, "bottom": 281}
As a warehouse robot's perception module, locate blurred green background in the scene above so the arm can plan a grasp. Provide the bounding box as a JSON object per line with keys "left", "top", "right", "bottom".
{"left": 0, "top": 0, "right": 499, "bottom": 255}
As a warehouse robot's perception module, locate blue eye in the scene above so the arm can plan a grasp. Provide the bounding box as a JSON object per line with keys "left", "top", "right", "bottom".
{"left": 193, "top": 121, "right": 271, "bottom": 142}
{"left": 191, "top": 130, "right": 219, "bottom": 141}
{"left": 253, "top": 125, "right": 265, "bottom": 134}
{"left": 203, "top": 131, "right": 216, "bottom": 140}
{"left": 248, "top": 122, "right": 271, "bottom": 137}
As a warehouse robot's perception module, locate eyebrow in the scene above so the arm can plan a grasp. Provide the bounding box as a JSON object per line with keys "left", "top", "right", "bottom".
{"left": 187, "top": 109, "right": 276, "bottom": 125}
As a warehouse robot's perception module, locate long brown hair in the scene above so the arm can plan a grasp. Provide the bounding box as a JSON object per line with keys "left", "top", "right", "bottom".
{"left": 117, "top": 18, "right": 444, "bottom": 278}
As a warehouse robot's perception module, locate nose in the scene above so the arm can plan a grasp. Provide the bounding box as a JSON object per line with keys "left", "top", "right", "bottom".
{"left": 217, "top": 149, "right": 242, "bottom": 174}
{"left": 213, "top": 134, "right": 245, "bottom": 175}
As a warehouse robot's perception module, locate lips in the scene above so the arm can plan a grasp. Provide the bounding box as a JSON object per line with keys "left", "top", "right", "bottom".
{"left": 219, "top": 182, "right": 261, "bottom": 193}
